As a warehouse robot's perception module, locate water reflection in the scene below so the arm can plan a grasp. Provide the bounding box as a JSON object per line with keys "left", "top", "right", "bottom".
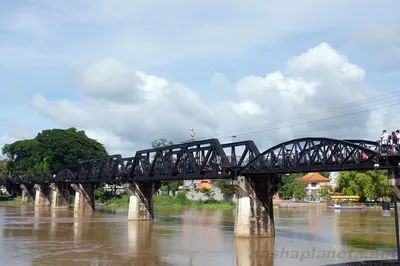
{"left": 0, "top": 207, "right": 398, "bottom": 265}
{"left": 235, "top": 237, "right": 275, "bottom": 266}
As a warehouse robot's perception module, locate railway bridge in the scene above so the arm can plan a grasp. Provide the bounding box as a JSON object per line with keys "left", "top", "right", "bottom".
{"left": 1, "top": 137, "right": 399, "bottom": 238}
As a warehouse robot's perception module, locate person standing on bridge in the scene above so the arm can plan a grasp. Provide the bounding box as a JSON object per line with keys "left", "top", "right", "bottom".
{"left": 381, "top": 130, "right": 390, "bottom": 153}
{"left": 393, "top": 131, "right": 399, "bottom": 145}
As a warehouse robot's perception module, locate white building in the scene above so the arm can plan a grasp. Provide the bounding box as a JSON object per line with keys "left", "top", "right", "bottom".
{"left": 297, "top": 172, "right": 331, "bottom": 201}
{"left": 329, "top": 172, "right": 340, "bottom": 188}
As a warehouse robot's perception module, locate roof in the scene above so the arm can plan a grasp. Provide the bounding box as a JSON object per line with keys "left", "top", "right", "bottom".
{"left": 329, "top": 191, "right": 344, "bottom": 195}
{"left": 297, "top": 172, "right": 331, "bottom": 182}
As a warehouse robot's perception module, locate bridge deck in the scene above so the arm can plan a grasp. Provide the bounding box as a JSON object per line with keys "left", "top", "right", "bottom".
{"left": 1, "top": 138, "right": 398, "bottom": 184}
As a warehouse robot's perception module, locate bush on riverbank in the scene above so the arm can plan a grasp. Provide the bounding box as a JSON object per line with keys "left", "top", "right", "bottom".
{"left": 0, "top": 196, "right": 24, "bottom": 206}
{"left": 98, "top": 193, "right": 235, "bottom": 209}
{"left": 153, "top": 194, "right": 235, "bottom": 209}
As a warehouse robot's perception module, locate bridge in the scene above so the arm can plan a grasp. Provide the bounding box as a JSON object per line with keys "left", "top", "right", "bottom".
{"left": 1, "top": 137, "right": 399, "bottom": 238}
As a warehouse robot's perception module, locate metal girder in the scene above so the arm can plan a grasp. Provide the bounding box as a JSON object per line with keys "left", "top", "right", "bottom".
{"left": 221, "top": 140, "right": 260, "bottom": 168}
{"left": 122, "top": 138, "right": 230, "bottom": 181}
{"left": 73, "top": 155, "right": 124, "bottom": 183}
{"left": 240, "top": 137, "right": 381, "bottom": 175}
{"left": 2, "top": 137, "right": 395, "bottom": 184}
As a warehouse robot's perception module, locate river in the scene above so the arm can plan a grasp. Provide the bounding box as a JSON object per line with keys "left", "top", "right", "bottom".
{"left": 0, "top": 206, "right": 397, "bottom": 266}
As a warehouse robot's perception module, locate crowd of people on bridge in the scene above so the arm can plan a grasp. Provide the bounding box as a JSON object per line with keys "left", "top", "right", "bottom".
{"left": 380, "top": 130, "right": 400, "bottom": 154}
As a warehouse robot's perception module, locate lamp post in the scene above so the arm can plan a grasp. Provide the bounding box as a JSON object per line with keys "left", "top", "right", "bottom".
{"left": 231, "top": 135, "right": 237, "bottom": 143}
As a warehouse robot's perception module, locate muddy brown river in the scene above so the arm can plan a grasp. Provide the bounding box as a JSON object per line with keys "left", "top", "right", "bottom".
{"left": 0, "top": 206, "right": 397, "bottom": 266}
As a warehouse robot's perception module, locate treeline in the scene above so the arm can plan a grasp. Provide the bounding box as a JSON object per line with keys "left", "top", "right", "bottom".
{"left": 1, "top": 128, "right": 108, "bottom": 178}
{"left": 278, "top": 171, "right": 392, "bottom": 201}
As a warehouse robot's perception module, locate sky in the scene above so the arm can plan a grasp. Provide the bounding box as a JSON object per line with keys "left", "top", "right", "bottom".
{"left": 0, "top": 0, "right": 400, "bottom": 157}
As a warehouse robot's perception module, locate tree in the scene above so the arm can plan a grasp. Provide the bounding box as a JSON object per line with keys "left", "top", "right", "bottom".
{"left": 320, "top": 186, "right": 334, "bottom": 200}
{"left": 319, "top": 172, "right": 331, "bottom": 178}
{"left": 2, "top": 128, "right": 108, "bottom": 177}
{"left": 151, "top": 138, "right": 183, "bottom": 196}
{"left": 336, "top": 170, "right": 392, "bottom": 201}
{"left": 293, "top": 180, "right": 308, "bottom": 201}
{"left": 213, "top": 179, "right": 234, "bottom": 195}
{"left": 278, "top": 173, "right": 303, "bottom": 199}
{"left": 151, "top": 139, "right": 174, "bottom": 148}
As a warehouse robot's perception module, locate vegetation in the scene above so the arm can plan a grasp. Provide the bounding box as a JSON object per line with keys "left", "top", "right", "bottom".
{"left": 278, "top": 173, "right": 307, "bottom": 200}
{"left": 213, "top": 179, "right": 234, "bottom": 195}
{"left": 0, "top": 159, "right": 9, "bottom": 182}
{"left": 336, "top": 170, "right": 392, "bottom": 201}
{"left": 1, "top": 128, "right": 108, "bottom": 176}
{"left": 319, "top": 186, "right": 334, "bottom": 201}
{"left": 153, "top": 193, "right": 235, "bottom": 210}
{"left": 151, "top": 138, "right": 183, "bottom": 196}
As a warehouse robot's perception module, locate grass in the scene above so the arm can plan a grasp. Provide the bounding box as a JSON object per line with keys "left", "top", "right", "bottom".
{"left": 153, "top": 194, "right": 235, "bottom": 210}
{"left": 0, "top": 196, "right": 34, "bottom": 207}
{"left": 96, "top": 194, "right": 130, "bottom": 207}
{"left": 94, "top": 193, "right": 235, "bottom": 210}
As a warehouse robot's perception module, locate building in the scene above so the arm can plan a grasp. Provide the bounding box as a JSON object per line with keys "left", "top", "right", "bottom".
{"left": 297, "top": 172, "right": 331, "bottom": 201}
{"left": 329, "top": 172, "right": 340, "bottom": 188}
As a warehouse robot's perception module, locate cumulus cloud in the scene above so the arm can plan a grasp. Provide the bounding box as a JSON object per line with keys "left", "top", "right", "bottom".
{"left": 31, "top": 43, "right": 400, "bottom": 154}
{"left": 78, "top": 57, "right": 143, "bottom": 103}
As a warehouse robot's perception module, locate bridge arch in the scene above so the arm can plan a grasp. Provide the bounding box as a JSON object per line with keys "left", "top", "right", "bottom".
{"left": 239, "top": 137, "right": 380, "bottom": 174}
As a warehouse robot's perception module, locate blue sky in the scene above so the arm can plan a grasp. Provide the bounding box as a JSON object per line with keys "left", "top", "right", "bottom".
{"left": 1, "top": 0, "right": 399, "bottom": 155}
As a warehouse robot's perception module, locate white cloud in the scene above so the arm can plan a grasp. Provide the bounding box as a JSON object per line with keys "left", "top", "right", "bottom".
{"left": 31, "top": 43, "right": 400, "bottom": 154}
{"left": 1, "top": 1, "right": 399, "bottom": 71}
{"left": 84, "top": 129, "right": 137, "bottom": 157}
{"left": 78, "top": 57, "right": 143, "bottom": 103}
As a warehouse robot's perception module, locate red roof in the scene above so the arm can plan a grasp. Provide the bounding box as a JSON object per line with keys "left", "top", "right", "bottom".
{"left": 297, "top": 172, "right": 330, "bottom": 182}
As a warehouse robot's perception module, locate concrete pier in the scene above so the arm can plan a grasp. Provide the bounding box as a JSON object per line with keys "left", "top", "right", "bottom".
{"left": 123, "top": 182, "right": 161, "bottom": 220}
{"left": 50, "top": 183, "right": 70, "bottom": 208}
{"left": 388, "top": 168, "right": 400, "bottom": 198}
{"left": 228, "top": 175, "right": 281, "bottom": 238}
{"left": 20, "top": 184, "right": 34, "bottom": 203}
{"left": 34, "top": 184, "right": 51, "bottom": 207}
{"left": 71, "top": 183, "right": 95, "bottom": 212}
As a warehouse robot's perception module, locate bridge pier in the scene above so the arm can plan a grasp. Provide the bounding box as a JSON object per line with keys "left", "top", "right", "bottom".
{"left": 389, "top": 168, "right": 400, "bottom": 199}
{"left": 71, "top": 183, "right": 95, "bottom": 212}
{"left": 50, "top": 183, "right": 70, "bottom": 208}
{"left": 123, "top": 182, "right": 161, "bottom": 220}
{"left": 34, "top": 184, "right": 51, "bottom": 207}
{"left": 20, "top": 184, "right": 35, "bottom": 203}
{"left": 228, "top": 175, "right": 281, "bottom": 238}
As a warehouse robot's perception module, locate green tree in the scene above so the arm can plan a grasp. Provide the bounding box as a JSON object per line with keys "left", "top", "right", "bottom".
{"left": 319, "top": 172, "right": 331, "bottom": 178}
{"left": 278, "top": 173, "right": 303, "bottom": 199}
{"left": 336, "top": 170, "right": 392, "bottom": 201}
{"left": 2, "top": 128, "right": 108, "bottom": 177}
{"left": 151, "top": 138, "right": 183, "bottom": 196}
{"left": 213, "top": 179, "right": 234, "bottom": 195}
{"left": 320, "top": 186, "right": 334, "bottom": 200}
{"left": 0, "top": 159, "right": 8, "bottom": 181}
{"left": 293, "top": 180, "right": 308, "bottom": 201}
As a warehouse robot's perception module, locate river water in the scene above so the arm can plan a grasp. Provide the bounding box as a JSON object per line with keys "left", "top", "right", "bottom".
{"left": 0, "top": 206, "right": 397, "bottom": 266}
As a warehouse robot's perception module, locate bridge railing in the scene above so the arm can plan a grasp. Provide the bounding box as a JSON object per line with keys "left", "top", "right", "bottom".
{"left": 376, "top": 140, "right": 400, "bottom": 155}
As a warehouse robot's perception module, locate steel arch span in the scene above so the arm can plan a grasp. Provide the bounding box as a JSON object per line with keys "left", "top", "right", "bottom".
{"left": 239, "top": 137, "right": 380, "bottom": 175}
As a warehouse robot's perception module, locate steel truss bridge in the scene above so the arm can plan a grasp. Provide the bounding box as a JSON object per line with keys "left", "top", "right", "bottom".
{"left": 0, "top": 137, "right": 398, "bottom": 186}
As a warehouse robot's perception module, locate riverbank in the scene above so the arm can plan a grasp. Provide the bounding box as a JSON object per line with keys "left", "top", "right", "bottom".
{"left": 0, "top": 194, "right": 235, "bottom": 209}
{"left": 0, "top": 196, "right": 33, "bottom": 207}
{"left": 276, "top": 201, "right": 327, "bottom": 208}
{"left": 274, "top": 201, "right": 384, "bottom": 209}
{"left": 96, "top": 193, "right": 236, "bottom": 209}
{"left": 153, "top": 194, "right": 235, "bottom": 209}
